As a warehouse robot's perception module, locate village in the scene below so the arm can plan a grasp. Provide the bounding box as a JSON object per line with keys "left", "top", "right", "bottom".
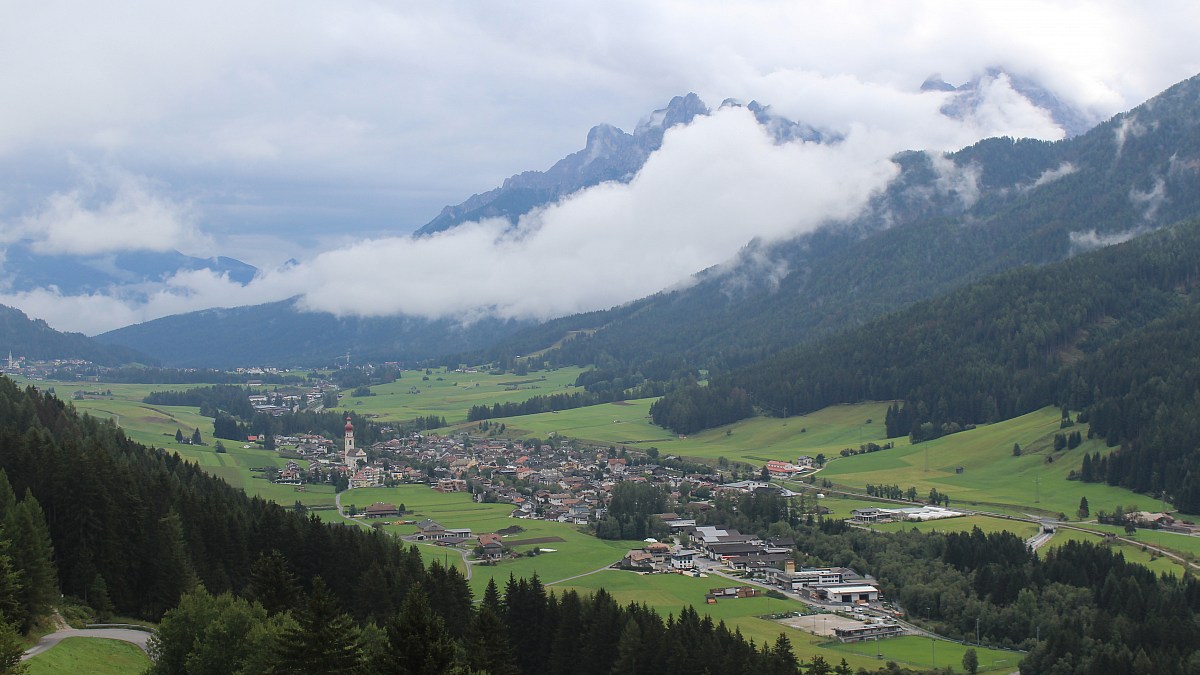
{"left": 245, "top": 397, "right": 925, "bottom": 645}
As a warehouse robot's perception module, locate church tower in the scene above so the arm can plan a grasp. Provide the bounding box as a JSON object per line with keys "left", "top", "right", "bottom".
{"left": 344, "top": 415, "right": 355, "bottom": 459}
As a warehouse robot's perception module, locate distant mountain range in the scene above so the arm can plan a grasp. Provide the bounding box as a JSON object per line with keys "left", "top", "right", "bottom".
{"left": 95, "top": 68, "right": 1135, "bottom": 368}
{"left": 0, "top": 242, "right": 257, "bottom": 295}
{"left": 95, "top": 299, "right": 535, "bottom": 369}
{"left": 925, "top": 67, "right": 1095, "bottom": 138}
{"left": 418, "top": 68, "right": 1091, "bottom": 238}
{"left": 414, "top": 93, "right": 831, "bottom": 236}
{"left": 0, "top": 304, "right": 151, "bottom": 366}
{"left": 482, "top": 71, "right": 1200, "bottom": 376}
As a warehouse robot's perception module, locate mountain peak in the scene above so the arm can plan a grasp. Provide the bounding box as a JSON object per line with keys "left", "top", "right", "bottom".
{"left": 635, "top": 93, "right": 709, "bottom": 135}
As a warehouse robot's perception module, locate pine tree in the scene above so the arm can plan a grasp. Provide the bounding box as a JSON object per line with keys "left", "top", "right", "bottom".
{"left": 378, "top": 584, "right": 457, "bottom": 675}
{"left": 246, "top": 550, "right": 301, "bottom": 616}
{"left": 0, "top": 618, "right": 25, "bottom": 675}
{"left": 88, "top": 575, "right": 114, "bottom": 622}
{"left": 482, "top": 577, "right": 503, "bottom": 615}
{"left": 610, "top": 617, "right": 643, "bottom": 674}
{"left": 175, "top": 428, "right": 183, "bottom": 443}
{"left": 1078, "top": 496, "right": 1090, "bottom": 520}
{"left": 191, "top": 428, "right": 202, "bottom": 445}
{"left": 464, "top": 605, "right": 518, "bottom": 675}
{"left": 273, "top": 577, "right": 363, "bottom": 674}
{"left": 9, "top": 490, "right": 58, "bottom": 630}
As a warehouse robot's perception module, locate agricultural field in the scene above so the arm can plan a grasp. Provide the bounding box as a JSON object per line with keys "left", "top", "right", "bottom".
{"left": 822, "top": 635, "right": 1018, "bottom": 673}
{"left": 816, "top": 407, "right": 1157, "bottom": 521}
{"left": 868, "top": 515, "right": 1041, "bottom": 540}
{"left": 493, "top": 399, "right": 895, "bottom": 467}
{"left": 1048, "top": 527, "right": 1190, "bottom": 577}
{"left": 337, "top": 485, "right": 643, "bottom": 594}
{"left": 344, "top": 366, "right": 589, "bottom": 425}
{"left": 1072, "top": 522, "right": 1200, "bottom": 559}
{"left": 25, "top": 637, "right": 150, "bottom": 675}
{"left": 557, "top": 571, "right": 1015, "bottom": 673}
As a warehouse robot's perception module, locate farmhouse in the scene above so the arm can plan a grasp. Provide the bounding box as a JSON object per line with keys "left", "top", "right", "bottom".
{"left": 477, "top": 533, "right": 505, "bottom": 558}
{"left": 363, "top": 502, "right": 399, "bottom": 519}
{"left": 851, "top": 508, "right": 884, "bottom": 523}
{"left": 415, "top": 519, "right": 448, "bottom": 540}
{"left": 671, "top": 549, "right": 698, "bottom": 570}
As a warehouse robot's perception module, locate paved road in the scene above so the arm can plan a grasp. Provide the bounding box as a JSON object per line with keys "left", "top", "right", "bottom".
{"left": 22, "top": 628, "right": 152, "bottom": 661}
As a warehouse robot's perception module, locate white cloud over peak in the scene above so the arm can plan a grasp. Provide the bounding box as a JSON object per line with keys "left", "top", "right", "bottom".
{"left": 2, "top": 0, "right": 1199, "bottom": 335}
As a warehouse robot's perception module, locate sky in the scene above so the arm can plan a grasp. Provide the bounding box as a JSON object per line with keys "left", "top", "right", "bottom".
{"left": 1, "top": 0, "right": 1198, "bottom": 335}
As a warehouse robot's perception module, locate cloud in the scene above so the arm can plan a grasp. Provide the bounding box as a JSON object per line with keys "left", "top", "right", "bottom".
{"left": 1028, "top": 162, "right": 1078, "bottom": 190}
{"left": 294, "top": 107, "right": 904, "bottom": 320}
{"left": 0, "top": 165, "right": 206, "bottom": 256}
{"left": 3, "top": 1, "right": 1200, "bottom": 336}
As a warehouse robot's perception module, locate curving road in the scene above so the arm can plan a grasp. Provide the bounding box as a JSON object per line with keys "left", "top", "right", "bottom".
{"left": 22, "top": 628, "right": 152, "bottom": 661}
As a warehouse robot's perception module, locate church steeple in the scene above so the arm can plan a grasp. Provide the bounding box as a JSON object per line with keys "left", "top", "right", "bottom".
{"left": 344, "top": 415, "right": 355, "bottom": 454}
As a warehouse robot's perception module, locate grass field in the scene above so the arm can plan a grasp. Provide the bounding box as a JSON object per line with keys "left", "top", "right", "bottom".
{"left": 25, "top": 637, "right": 150, "bottom": 675}
{"left": 868, "top": 515, "right": 1041, "bottom": 540}
{"left": 822, "top": 635, "right": 1018, "bottom": 673}
{"left": 557, "top": 570, "right": 1017, "bottom": 673}
{"left": 1048, "top": 527, "right": 1189, "bottom": 577}
{"left": 343, "top": 366, "right": 589, "bottom": 425}
{"left": 817, "top": 407, "right": 1160, "bottom": 521}
{"left": 492, "top": 399, "right": 895, "bottom": 467}
{"left": 336, "top": 485, "right": 642, "bottom": 594}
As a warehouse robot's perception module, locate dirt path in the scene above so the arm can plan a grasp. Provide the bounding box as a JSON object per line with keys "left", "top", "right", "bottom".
{"left": 544, "top": 562, "right": 619, "bottom": 586}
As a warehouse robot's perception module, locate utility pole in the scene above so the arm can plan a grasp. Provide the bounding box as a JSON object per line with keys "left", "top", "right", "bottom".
{"left": 976, "top": 616, "right": 980, "bottom": 645}
{"left": 1035, "top": 475, "right": 1040, "bottom": 503}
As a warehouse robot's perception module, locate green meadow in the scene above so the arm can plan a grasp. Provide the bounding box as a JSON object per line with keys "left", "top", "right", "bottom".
{"left": 822, "top": 635, "right": 1017, "bottom": 673}
{"left": 557, "top": 570, "right": 1015, "bottom": 673}
{"left": 868, "top": 515, "right": 1041, "bottom": 540}
{"left": 492, "top": 399, "right": 895, "bottom": 466}
{"left": 336, "top": 485, "right": 641, "bottom": 593}
{"left": 817, "top": 407, "right": 1158, "bottom": 521}
{"left": 343, "top": 366, "right": 589, "bottom": 425}
{"left": 25, "top": 637, "right": 150, "bottom": 675}
{"left": 1048, "top": 527, "right": 1190, "bottom": 577}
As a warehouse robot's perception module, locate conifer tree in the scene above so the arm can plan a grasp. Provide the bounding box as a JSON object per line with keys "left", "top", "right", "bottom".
{"left": 9, "top": 490, "right": 58, "bottom": 630}
{"left": 464, "top": 605, "right": 518, "bottom": 675}
{"left": 273, "top": 577, "right": 363, "bottom": 674}
{"left": 379, "top": 584, "right": 458, "bottom": 675}
{"left": 246, "top": 550, "right": 301, "bottom": 616}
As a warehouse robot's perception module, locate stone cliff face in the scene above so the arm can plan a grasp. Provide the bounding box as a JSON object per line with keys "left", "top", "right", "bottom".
{"left": 414, "top": 92, "right": 715, "bottom": 237}
{"left": 415, "top": 70, "right": 1088, "bottom": 238}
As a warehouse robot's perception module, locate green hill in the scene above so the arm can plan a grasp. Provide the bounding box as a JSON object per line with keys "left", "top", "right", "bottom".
{"left": 0, "top": 304, "right": 150, "bottom": 366}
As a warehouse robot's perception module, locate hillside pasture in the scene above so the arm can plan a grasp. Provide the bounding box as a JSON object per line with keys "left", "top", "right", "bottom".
{"left": 337, "top": 366, "right": 589, "bottom": 425}
{"left": 496, "top": 400, "right": 895, "bottom": 467}
{"left": 869, "top": 515, "right": 1040, "bottom": 540}
{"left": 817, "top": 407, "right": 1161, "bottom": 520}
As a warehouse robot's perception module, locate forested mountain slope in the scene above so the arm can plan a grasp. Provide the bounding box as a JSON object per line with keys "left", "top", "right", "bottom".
{"left": 495, "top": 72, "right": 1200, "bottom": 382}
{"left": 96, "top": 299, "right": 535, "bottom": 368}
{"left": 0, "top": 304, "right": 150, "bottom": 366}
{"left": 656, "top": 215, "right": 1200, "bottom": 510}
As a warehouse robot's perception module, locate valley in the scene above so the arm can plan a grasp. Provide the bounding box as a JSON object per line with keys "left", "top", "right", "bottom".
{"left": 5, "top": 35, "right": 1200, "bottom": 672}
{"left": 14, "top": 367, "right": 1200, "bottom": 672}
